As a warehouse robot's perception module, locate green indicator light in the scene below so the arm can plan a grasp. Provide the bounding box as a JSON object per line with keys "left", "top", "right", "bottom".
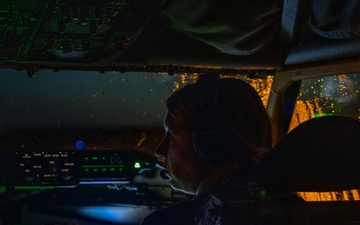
{"left": 85, "top": 168, "right": 90, "bottom": 172}
{"left": 84, "top": 157, "right": 89, "bottom": 161}
{"left": 313, "top": 113, "right": 334, "bottom": 118}
{"left": 93, "top": 168, "right": 98, "bottom": 172}
{"left": 0, "top": 186, "right": 5, "bottom": 193}
{"left": 119, "top": 168, "right": 123, "bottom": 171}
{"left": 102, "top": 157, "right": 106, "bottom": 160}
{"left": 134, "top": 162, "right": 141, "bottom": 168}
{"left": 15, "top": 186, "right": 43, "bottom": 190}
{"left": 260, "top": 189, "right": 267, "bottom": 198}
{"left": 110, "top": 168, "right": 115, "bottom": 172}
{"left": 102, "top": 168, "right": 107, "bottom": 172}
{"left": 92, "top": 157, "right": 98, "bottom": 161}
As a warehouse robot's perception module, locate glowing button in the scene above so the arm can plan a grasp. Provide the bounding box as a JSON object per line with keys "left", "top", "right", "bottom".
{"left": 76, "top": 140, "right": 85, "bottom": 150}
{"left": 134, "top": 162, "right": 141, "bottom": 169}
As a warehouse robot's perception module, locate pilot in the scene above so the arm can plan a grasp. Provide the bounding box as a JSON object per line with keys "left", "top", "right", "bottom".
{"left": 140, "top": 73, "right": 272, "bottom": 225}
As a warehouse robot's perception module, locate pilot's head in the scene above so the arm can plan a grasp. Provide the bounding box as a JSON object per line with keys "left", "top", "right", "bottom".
{"left": 155, "top": 74, "right": 272, "bottom": 194}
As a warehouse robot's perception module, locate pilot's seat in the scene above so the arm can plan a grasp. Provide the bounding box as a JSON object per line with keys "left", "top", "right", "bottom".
{"left": 196, "top": 116, "right": 360, "bottom": 225}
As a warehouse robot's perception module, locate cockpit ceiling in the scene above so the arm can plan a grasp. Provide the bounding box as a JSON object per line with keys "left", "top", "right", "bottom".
{"left": 3, "top": 0, "right": 360, "bottom": 73}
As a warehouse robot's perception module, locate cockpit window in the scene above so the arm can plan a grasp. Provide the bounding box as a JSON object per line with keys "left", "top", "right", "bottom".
{"left": 1, "top": 69, "right": 182, "bottom": 154}
{"left": 290, "top": 73, "right": 359, "bottom": 132}
{"left": 0, "top": 69, "right": 273, "bottom": 155}
{"left": 0, "top": 69, "right": 177, "bottom": 132}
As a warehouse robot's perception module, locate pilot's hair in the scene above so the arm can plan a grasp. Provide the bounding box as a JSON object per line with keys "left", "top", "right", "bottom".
{"left": 166, "top": 76, "right": 272, "bottom": 183}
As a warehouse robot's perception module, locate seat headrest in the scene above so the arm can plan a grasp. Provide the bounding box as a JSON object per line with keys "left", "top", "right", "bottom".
{"left": 253, "top": 116, "right": 360, "bottom": 194}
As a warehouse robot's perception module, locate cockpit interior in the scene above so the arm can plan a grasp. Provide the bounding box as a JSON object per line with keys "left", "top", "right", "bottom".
{"left": 1, "top": 0, "right": 360, "bottom": 224}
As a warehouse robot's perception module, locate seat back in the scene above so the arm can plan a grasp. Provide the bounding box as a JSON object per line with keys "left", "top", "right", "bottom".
{"left": 253, "top": 116, "right": 360, "bottom": 194}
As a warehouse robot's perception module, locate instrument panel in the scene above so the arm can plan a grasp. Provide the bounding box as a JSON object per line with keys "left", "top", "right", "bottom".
{"left": 3, "top": 149, "right": 157, "bottom": 189}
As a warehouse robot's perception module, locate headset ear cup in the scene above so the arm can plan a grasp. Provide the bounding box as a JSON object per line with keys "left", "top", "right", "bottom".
{"left": 193, "top": 122, "right": 228, "bottom": 163}
{"left": 193, "top": 73, "right": 230, "bottom": 163}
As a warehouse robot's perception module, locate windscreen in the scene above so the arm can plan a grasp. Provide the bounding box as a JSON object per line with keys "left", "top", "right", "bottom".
{"left": 290, "top": 73, "right": 359, "bottom": 131}
{"left": 0, "top": 69, "right": 273, "bottom": 154}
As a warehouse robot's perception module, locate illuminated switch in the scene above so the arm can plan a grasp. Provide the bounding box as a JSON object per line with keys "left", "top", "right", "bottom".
{"left": 134, "top": 162, "right": 141, "bottom": 169}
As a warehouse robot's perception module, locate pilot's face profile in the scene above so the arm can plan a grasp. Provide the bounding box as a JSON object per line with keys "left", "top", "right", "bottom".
{"left": 155, "top": 110, "right": 209, "bottom": 194}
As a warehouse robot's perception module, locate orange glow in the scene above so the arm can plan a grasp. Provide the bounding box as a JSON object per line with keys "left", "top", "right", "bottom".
{"left": 297, "top": 190, "right": 360, "bottom": 201}
{"left": 171, "top": 73, "right": 273, "bottom": 108}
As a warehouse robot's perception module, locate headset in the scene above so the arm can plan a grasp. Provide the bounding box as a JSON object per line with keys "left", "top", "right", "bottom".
{"left": 192, "top": 73, "right": 230, "bottom": 164}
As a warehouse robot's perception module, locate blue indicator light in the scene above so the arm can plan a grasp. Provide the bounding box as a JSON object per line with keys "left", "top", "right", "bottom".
{"left": 76, "top": 140, "right": 85, "bottom": 150}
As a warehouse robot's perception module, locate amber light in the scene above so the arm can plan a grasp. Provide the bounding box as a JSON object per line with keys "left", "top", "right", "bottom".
{"left": 297, "top": 190, "right": 360, "bottom": 201}
{"left": 171, "top": 73, "right": 273, "bottom": 108}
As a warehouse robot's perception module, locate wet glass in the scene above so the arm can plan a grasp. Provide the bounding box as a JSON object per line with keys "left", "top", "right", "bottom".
{"left": 290, "top": 74, "right": 359, "bottom": 131}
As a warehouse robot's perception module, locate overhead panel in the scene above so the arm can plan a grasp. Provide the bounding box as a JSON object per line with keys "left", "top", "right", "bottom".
{"left": 0, "top": 0, "right": 150, "bottom": 67}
